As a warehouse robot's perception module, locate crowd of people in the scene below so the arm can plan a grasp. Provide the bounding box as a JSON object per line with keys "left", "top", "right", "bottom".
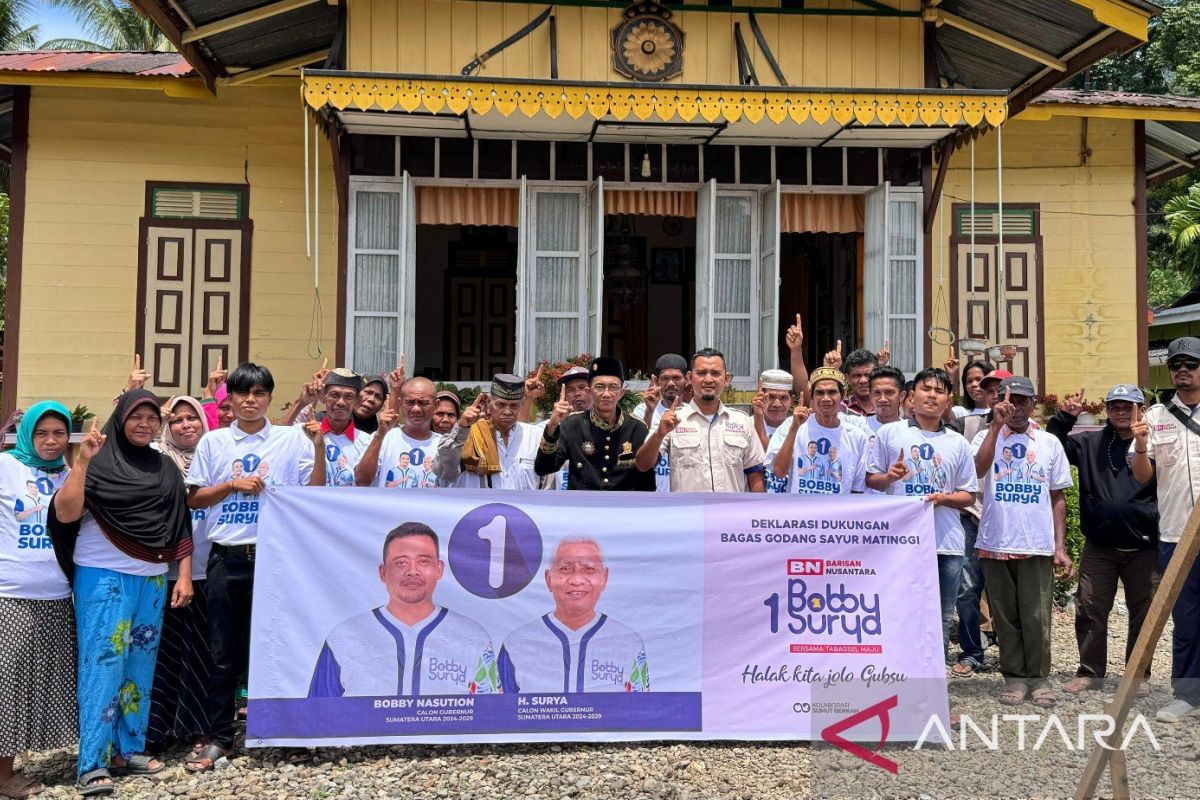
{"left": 0, "top": 312, "right": 1196, "bottom": 798}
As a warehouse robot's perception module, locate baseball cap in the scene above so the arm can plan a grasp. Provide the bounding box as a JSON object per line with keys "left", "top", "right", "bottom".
{"left": 1105, "top": 384, "right": 1145, "bottom": 404}
{"left": 557, "top": 365, "right": 589, "bottom": 386}
{"left": 998, "top": 375, "right": 1036, "bottom": 397}
{"left": 435, "top": 390, "right": 461, "bottom": 410}
{"left": 979, "top": 369, "right": 1013, "bottom": 388}
{"left": 1167, "top": 337, "right": 1200, "bottom": 362}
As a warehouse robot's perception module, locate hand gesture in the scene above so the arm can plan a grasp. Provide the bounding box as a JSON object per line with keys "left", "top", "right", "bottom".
{"left": 886, "top": 456, "right": 909, "bottom": 482}
{"left": 1060, "top": 387, "right": 1085, "bottom": 418}
{"left": 657, "top": 397, "right": 682, "bottom": 435}
{"left": 78, "top": 419, "right": 106, "bottom": 462}
{"left": 299, "top": 377, "right": 322, "bottom": 407}
{"left": 207, "top": 354, "right": 227, "bottom": 396}
{"left": 548, "top": 385, "right": 572, "bottom": 431}
{"left": 1132, "top": 404, "right": 1149, "bottom": 448}
{"left": 302, "top": 420, "right": 324, "bottom": 442}
{"left": 378, "top": 406, "right": 399, "bottom": 432}
{"left": 823, "top": 340, "right": 843, "bottom": 370}
{"left": 943, "top": 346, "right": 960, "bottom": 377}
{"left": 387, "top": 355, "right": 406, "bottom": 394}
{"left": 232, "top": 475, "right": 265, "bottom": 495}
{"left": 458, "top": 393, "right": 486, "bottom": 428}
{"left": 160, "top": 402, "right": 175, "bottom": 424}
{"left": 877, "top": 339, "right": 891, "bottom": 368}
{"left": 924, "top": 492, "right": 947, "bottom": 507}
{"left": 126, "top": 354, "right": 150, "bottom": 392}
{"left": 641, "top": 375, "right": 661, "bottom": 411}
{"left": 1053, "top": 548, "right": 1076, "bottom": 580}
{"left": 312, "top": 356, "right": 330, "bottom": 384}
{"left": 525, "top": 365, "right": 546, "bottom": 403}
{"left": 171, "top": 578, "right": 194, "bottom": 609}
{"left": 991, "top": 387, "right": 1014, "bottom": 428}
{"left": 792, "top": 403, "right": 811, "bottom": 425}
{"left": 786, "top": 313, "right": 804, "bottom": 353}
{"left": 751, "top": 381, "right": 766, "bottom": 419}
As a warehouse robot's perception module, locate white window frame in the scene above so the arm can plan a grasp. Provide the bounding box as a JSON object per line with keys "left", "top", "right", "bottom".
{"left": 864, "top": 182, "right": 924, "bottom": 378}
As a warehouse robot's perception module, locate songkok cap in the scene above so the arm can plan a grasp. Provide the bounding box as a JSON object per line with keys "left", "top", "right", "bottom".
{"left": 654, "top": 353, "right": 688, "bottom": 375}
{"left": 999, "top": 375, "right": 1036, "bottom": 398}
{"left": 759, "top": 369, "right": 793, "bottom": 392}
{"left": 491, "top": 374, "right": 526, "bottom": 401}
{"left": 589, "top": 356, "right": 625, "bottom": 383}
{"left": 558, "top": 365, "right": 590, "bottom": 386}
{"left": 363, "top": 375, "right": 389, "bottom": 396}
{"left": 979, "top": 369, "right": 1013, "bottom": 388}
{"left": 435, "top": 390, "right": 462, "bottom": 410}
{"left": 1105, "top": 384, "right": 1145, "bottom": 405}
{"left": 809, "top": 367, "right": 847, "bottom": 392}
{"left": 323, "top": 368, "right": 362, "bottom": 392}
{"left": 1168, "top": 337, "right": 1200, "bottom": 362}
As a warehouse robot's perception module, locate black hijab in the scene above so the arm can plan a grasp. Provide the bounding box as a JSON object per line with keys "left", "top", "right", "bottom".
{"left": 49, "top": 390, "right": 193, "bottom": 576}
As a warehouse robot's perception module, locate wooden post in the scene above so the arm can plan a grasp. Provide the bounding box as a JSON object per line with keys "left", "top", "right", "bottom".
{"left": 1074, "top": 498, "right": 1200, "bottom": 799}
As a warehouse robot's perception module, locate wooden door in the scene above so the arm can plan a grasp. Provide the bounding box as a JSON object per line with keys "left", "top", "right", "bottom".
{"left": 448, "top": 275, "right": 516, "bottom": 381}
{"left": 953, "top": 240, "right": 1042, "bottom": 387}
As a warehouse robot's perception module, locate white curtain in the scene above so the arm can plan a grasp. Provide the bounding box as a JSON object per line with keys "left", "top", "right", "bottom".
{"left": 533, "top": 192, "right": 582, "bottom": 362}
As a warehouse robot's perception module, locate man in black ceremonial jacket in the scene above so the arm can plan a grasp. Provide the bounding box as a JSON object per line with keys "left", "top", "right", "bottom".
{"left": 535, "top": 357, "right": 654, "bottom": 491}
{"left": 1047, "top": 383, "right": 1160, "bottom": 697}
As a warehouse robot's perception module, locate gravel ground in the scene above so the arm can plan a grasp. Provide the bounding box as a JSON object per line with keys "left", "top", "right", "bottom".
{"left": 14, "top": 602, "right": 1199, "bottom": 800}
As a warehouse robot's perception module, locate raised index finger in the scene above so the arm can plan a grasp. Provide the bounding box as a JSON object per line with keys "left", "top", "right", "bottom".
{"left": 216, "top": 353, "right": 223, "bottom": 371}
{"left": 671, "top": 396, "right": 681, "bottom": 410}
{"left": 559, "top": 384, "right": 567, "bottom": 402}
{"left": 134, "top": 353, "right": 141, "bottom": 370}
{"left": 1004, "top": 387, "right": 1011, "bottom": 403}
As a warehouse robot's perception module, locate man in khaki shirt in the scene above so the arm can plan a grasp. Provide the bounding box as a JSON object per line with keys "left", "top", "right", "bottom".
{"left": 635, "top": 348, "right": 766, "bottom": 493}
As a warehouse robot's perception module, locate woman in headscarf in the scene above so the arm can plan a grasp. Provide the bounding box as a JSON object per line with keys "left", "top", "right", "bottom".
{"left": 145, "top": 396, "right": 213, "bottom": 762}
{"left": 0, "top": 403, "right": 77, "bottom": 799}
{"left": 48, "top": 390, "right": 194, "bottom": 797}
{"left": 201, "top": 383, "right": 233, "bottom": 432}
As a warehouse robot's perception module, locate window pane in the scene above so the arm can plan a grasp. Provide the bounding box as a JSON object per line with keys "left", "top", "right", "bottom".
{"left": 517, "top": 141, "right": 551, "bottom": 180}
{"left": 556, "top": 142, "right": 589, "bottom": 181}
{"left": 715, "top": 195, "right": 752, "bottom": 254}
{"left": 703, "top": 145, "right": 735, "bottom": 183}
{"left": 593, "top": 143, "right": 625, "bottom": 182}
{"left": 439, "top": 137, "right": 473, "bottom": 178}
{"left": 400, "top": 136, "right": 435, "bottom": 177}
{"left": 355, "top": 191, "right": 400, "bottom": 250}
{"left": 847, "top": 147, "right": 879, "bottom": 186}
{"left": 667, "top": 144, "right": 699, "bottom": 183}
{"left": 811, "top": 147, "right": 843, "bottom": 185}
{"left": 740, "top": 146, "right": 772, "bottom": 184}
{"left": 888, "top": 259, "right": 916, "bottom": 315}
{"left": 478, "top": 139, "right": 513, "bottom": 179}
{"left": 631, "top": 144, "right": 663, "bottom": 183}
{"left": 776, "top": 147, "right": 807, "bottom": 185}
{"left": 714, "top": 258, "right": 751, "bottom": 313}
{"left": 353, "top": 316, "right": 397, "bottom": 377}
{"left": 714, "top": 318, "right": 750, "bottom": 376}
{"left": 354, "top": 254, "right": 400, "bottom": 312}
{"left": 350, "top": 135, "right": 395, "bottom": 177}
{"left": 535, "top": 257, "right": 578, "bottom": 312}
{"left": 759, "top": 250, "right": 775, "bottom": 314}
{"left": 889, "top": 199, "right": 917, "bottom": 256}
{"left": 888, "top": 318, "right": 917, "bottom": 374}
{"left": 535, "top": 317, "right": 577, "bottom": 362}
{"left": 536, "top": 193, "right": 580, "bottom": 250}
{"left": 884, "top": 148, "right": 922, "bottom": 186}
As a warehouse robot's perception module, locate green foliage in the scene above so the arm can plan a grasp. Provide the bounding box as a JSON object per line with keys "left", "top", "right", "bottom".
{"left": 1166, "top": 182, "right": 1200, "bottom": 251}
{"left": 69, "top": 404, "right": 95, "bottom": 430}
{"left": 434, "top": 381, "right": 481, "bottom": 408}
{"left": 1054, "top": 466, "right": 1085, "bottom": 606}
{"left": 0, "top": 0, "right": 36, "bottom": 49}
{"left": 40, "top": 0, "right": 173, "bottom": 51}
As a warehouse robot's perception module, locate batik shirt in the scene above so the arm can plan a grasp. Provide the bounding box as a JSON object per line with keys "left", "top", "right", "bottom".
{"left": 498, "top": 613, "right": 650, "bottom": 693}
{"left": 308, "top": 605, "right": 498, "bottom": 697}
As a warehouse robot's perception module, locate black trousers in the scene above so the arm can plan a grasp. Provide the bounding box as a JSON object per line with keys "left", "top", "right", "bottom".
{"left": 1075, "top": 542, "right": 1160, "bottom": 680}
{"left": 203, "top": 546, "right": 255, "bottom": 749}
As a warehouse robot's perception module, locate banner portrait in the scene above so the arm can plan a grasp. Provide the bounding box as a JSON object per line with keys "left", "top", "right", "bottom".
{"left": 247, "top": 488, "right": 947, "bottom": 747}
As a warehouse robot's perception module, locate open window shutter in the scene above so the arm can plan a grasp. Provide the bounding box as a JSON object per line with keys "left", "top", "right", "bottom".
{"left": 712, "top": 190, "right": 756, "bottom": 378}
{"left": 514, "top": 176, "right": 529, "bottom": 372}
{"left": 695, "top": 179, "right": 716, "bottom": 356}
{"left": 347, "top": 174, "right": 410, "bottom": 376}
{"left": 863, "top": 183, "right": 887, "bottom": 360}
{"left": 758, "top": 181, "right": 781, "bottom": 371}
{"left": 884, "top": 186, "right": 922, "bottom": 376}
{"left": 586, "top": 177, "right": 605, "bottom": 357}
{"left": 526, "top": 186, "right": 587, "bottom": 364}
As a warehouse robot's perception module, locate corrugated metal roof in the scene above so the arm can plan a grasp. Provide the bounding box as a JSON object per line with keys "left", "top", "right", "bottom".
{"left": 1036, "top": 88, "right": 1200, "bottom": 110}
{"left": 0, "top": 51, "right": 192, "bottom": 77}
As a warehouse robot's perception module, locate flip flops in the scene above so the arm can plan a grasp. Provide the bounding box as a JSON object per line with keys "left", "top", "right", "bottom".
{"left": 185, "top": 744, "right": 231, "bottom": 773}
{"left": 74, "top": 769, "right": 114, "bottom": 797}
{"left": 999, "top": 682, "right": 1029, "bottom": 705}
{"left": 108, "top": 754, "right": 165, "bottom": 777}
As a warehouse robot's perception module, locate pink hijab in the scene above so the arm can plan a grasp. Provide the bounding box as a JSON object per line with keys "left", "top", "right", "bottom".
{"left": 204, "top": 383, "right": 227, "bottom": 430}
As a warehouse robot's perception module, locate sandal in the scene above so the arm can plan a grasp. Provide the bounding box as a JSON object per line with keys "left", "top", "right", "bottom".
{"left": 1137, "top": 681, "right": 1151, "bottom": 698}
{"left": 952, "top": 659, "right": 980, "bottom": 677}
{"left": 74, "top": 769, "right": 114, "bottom": 797}
{"left": 184, "top": 738, "right": 210, "bottom": 764}
{"left": 184, "top": 744, "right": 231, "bottom": 774}
{"left": 999, "top": 683, "right": 1029, "bottom": 705}
{"left": 0, "top": 773, "right": 44, "bottom": 799}
{"left": 1031, "top": 687, "right": 1058, "bottom": 708}
{"left": 1064, "top": 676, "right": 1101, "bottom": 695}
{"left": 109, "top": 753, "right": 164, "bottom": 776}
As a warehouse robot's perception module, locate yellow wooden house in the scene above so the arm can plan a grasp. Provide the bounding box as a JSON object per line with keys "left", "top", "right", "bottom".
{"left": 0, "top": 0, "right": 1185, "bottom": 418}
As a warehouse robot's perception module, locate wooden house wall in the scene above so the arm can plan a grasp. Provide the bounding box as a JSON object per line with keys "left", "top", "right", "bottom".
{"left": 346, "top": 0, "right": 926, "bottom": 88}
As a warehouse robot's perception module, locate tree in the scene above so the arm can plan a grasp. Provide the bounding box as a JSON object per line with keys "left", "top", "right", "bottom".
{"left": 0, "top": 0, "right": 37, "bottom": 49}
{"left": 39, "top": 0, "right": 173, "bottom": 51}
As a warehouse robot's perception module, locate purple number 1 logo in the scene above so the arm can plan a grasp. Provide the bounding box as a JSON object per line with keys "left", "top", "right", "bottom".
{"left": 448, "top": 503, "right": 543, "bottom": 598}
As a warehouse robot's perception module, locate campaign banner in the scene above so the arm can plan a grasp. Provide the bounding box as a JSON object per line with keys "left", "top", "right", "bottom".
{"left": 247, "top": 488, "right": 947, "bottom": 747}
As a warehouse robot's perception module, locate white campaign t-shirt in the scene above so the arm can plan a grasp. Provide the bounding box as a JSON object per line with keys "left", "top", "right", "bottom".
{"left": 867, "top": 420, "right": 978, "bottom": 555}
{"left": 74, "top": 513, "right": 168, "bottom": 577}
{"left": 766, "top": 417, "right": 869, "bottom": 495}
{"left": 971, "top": 426, "right": 1073, "bottom": 555}
{"left": 761, "top": 421, "right": 789, "bottom": 493}
{"left": 632, "top": 401, "right": 672, "bottom": 493}
{"left": 372, "top": 428, "right": 440, "bottom": 488}
{"left": 186, "top": 420, "right": 315, "bottom": 546}
{"left": 319, "top": 427, "right": 371, "bottom": 487}
{"left": 0, "top": 454, "right": 70, "bottom": 600}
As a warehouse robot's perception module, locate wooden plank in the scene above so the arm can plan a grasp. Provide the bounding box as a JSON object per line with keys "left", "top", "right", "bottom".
{"left": 451, "top": 0, "right": 478, "bottom": 79}
{"left": 777, "top": 15, "right": 802, "bottom": 88}
{"left": 346, "top": 0, "right": 373, "bottom": 70}
{"left": 426, "top": 0, "right": 453, "bottom": 75}
{"left": 1075, "top": 497, "right": 1200, "bottom": 798}
{"left": 372, "top": 0, "right": 398, "bottom": 73}
{"left": 476, "top": 0, "right": 507, "bottom": 76}
{"left": 501, "top": 2, "right": 532, "bottom": 80}
{"left": 852, "top": 15, "right": 876, "bottom": 89}
{"left": 399, "top": 0, "right": 427, "bottom": 73}
{"left": 874, "top": 15, "right": 899, "bottom": 89}
{"left": 579, "top": 7, "right": 608, "bottom": 82}
{"left": 555, "top": 6, "right": 582, "bottom": 82}
{"left": 827, "top": 15, "right": 853, "bottom": 86}
{"left": 707, "top": 11, "right": 734, "bottom": 85}
{"left": 803, "top": 12, "right": 828, "bottom": 86}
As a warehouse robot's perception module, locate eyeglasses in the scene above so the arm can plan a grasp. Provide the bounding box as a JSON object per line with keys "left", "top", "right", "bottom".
{"left": 592, "top": 384, "right": 623, "bottom": 395}
{"left": 1169, "top": 360, "right": 1200, "bottom": 372}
